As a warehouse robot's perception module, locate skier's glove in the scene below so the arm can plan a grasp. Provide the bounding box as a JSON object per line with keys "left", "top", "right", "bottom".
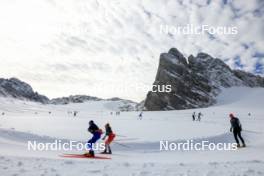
{"left": 230, "top": 128, "right": 232, "bottom": 132}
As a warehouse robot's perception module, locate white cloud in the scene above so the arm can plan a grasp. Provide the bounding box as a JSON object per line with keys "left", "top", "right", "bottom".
{"left": 0, "top": 0, "right": 263, "bottom": 101}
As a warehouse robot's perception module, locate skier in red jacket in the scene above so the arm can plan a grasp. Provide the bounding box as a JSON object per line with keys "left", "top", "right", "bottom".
{"left": 101, "top": 123, "right": 116, "bottom": 154}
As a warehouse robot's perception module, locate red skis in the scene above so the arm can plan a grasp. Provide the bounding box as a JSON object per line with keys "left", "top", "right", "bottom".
{"left": 60, "top": 153, "right": 111, "bottom": 160}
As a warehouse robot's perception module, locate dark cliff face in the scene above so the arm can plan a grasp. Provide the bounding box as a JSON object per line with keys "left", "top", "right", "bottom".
{"left": 50, "top": 95, "right": 103, "bottom": 105}
{"left": 0, "top": 78, "right": 49, "bottom": 103}
{"left": 144, "top": 48, "right": 264, "bottom": 111}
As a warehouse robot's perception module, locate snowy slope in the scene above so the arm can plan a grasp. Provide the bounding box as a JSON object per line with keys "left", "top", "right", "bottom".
{"left": 0, "top": 87, "right": 264, "bottom": 175}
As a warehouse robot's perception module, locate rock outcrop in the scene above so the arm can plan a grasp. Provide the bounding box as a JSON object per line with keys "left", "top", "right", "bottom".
{"left": 144, "top": 48, "right": 264, "bottom": 110}
{"left": 0, "top": 78, "right": 49, "bottom": 103}
{"left": 0, "top": 78, "right": 140, "bottom": 111}
{"left": 50, "top": 95, "right": 102, "bottom": 105}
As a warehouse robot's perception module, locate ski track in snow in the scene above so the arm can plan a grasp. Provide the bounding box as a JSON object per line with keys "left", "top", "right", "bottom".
{"left": 0, "top": 155, "right": 263, "bottom": 176}
{"left": 0, "top": 87, "right": 264, "bottom": 175}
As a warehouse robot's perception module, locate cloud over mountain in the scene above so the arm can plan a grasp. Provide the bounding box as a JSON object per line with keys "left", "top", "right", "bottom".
{"left": 0, "top": 0, "right": 263, "bottom": 101}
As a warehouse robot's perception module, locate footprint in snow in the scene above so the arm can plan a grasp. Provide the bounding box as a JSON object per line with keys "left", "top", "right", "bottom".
{"left": 87, "top": 169, "right": 101, "bottom": 173}
{"left": 139, "top": 171, "right": 150, "bottom": 175}
{"left": 257, "top": 171, "right": 264, "bottom": 175}
{"left": 19, "top": 168, "right": 27, "bottom": 173}
{"left": 17, "top": 161, "right": 23, "bottom": 167}
{"left": 244, "top": 168, "right": 255, "bottom": 174}
{"left": 50, "top": 168, "right": 56, "bottom": 172}
{"left": 142, "top": 163, "right": 148, "bottom": 168}
{"left": 123, "top": 162, "right": 130, "bottom": 167}
{"left": 64, "top": 160, "right": 74, "bottom": 165}
{"left": 179, "top": 163, "right": 185, "bottom": 166}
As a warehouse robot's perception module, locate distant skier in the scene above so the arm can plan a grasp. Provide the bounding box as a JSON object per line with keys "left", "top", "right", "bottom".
{"left": 192, "top": 112, "right": 196, "bottom": 121}
{"left": 73, "top": 111, "right": 78, "bottom": 117}
{"left": 85, "top": 120, "right": 102, "bottom": 157}
{"left": 101, "top": 123, "right": 116, "bottom": 154}
{"left": 197, "top": 112, "right": 202, "bottom": 121}
{"left": 229, "top": 113, "right": 246, "bottom": 148}
{"left": 138, "top": 112, "right": 143, "bottom": 120}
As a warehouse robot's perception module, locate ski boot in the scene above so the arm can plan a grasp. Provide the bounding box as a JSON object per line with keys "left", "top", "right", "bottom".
{"left": 237, "top": 143, "right": 241, "bottom": 148}
{"left": 84, "top": 150, "right": 95, "bottom": 157}
{"left": 100, "top": 149, "right": 107, "bottom": 154}
{"left": 242, "top": 143, "right": 246, "bottom": 148}
{"left": 107, "top": 148, "right": 112, "bottom": 154}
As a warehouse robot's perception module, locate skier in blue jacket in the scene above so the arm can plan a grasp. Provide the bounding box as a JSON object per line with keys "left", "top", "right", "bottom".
{"left": 85, "top": 120, "right": 102, "bottom": 157}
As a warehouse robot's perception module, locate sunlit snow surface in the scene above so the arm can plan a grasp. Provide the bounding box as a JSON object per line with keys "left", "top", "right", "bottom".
{"left": 0, "top": 87, "right": 264, "bottom": 175}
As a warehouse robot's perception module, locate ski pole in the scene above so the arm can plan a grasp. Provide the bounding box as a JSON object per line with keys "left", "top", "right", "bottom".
{"left": 113, "top": 142, "right": 130, "bottom": 148}
{"left": 116, "top": 134, "right": 128, "bottom": 137}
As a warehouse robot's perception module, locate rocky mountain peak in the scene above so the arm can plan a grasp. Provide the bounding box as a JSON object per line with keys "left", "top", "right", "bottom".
{"left": 168, "top": 48, "right": 188, "bottom": 65}
{"left": 144, "top": 48, "right": 264, "bottom": 111}
{"left": 0, "top": 77, "right": 49, "bottom": 103}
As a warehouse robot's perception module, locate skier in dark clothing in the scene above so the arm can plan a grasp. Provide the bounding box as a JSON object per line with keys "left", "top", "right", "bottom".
{"left": 229, "top": 113, "right": 246, "bottom": 148}
{"left": 192, "top": 112, "right": 196, "bottom": 121}
{"left": 197, "top": 112, "right": 202, "bottom": 121}
{"left": 138, "top": 112, "right": 143, "bottom": 120}
{"left": 101, "top": 123, "right": 116, "bottom": 154}
{"left": 85, "top": 120, "right": 102, "bottom": 157}
{"left": 73, "top": 111, "right": 78, "bottom": 117}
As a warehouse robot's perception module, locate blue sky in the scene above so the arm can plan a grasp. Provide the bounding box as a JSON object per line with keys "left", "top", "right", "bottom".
{"left": 0, "top": 0, "right": 263, "bottom": 101}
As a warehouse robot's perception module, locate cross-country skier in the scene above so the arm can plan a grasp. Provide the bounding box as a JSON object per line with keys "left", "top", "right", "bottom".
{"left": 101, "top": 123, "right": 116, "bottom": 154}
{"left": 197, "top": 112, "right": 202, "bottom": 121}
{"left": 138, "top": 112, "right": 143, "bottom": 120}
{"left": 85, "top": 120, "right": 102, "bottom": 157}
{"left": 73, "top": 111, "right": 78, "bottom": 117}
{"left": 229, "top": 113, "right": 246, "bottom": 148}
{"left": 192, "top": 112, "right": 196, "bottom": 121}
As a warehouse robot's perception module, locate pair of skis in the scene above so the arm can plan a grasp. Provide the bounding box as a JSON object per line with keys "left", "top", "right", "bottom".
{"left": 60, "top": 153, "right": 111, "bottom": 160}
{"left": 60, "top": 135, "right": 131, "bottom": 159}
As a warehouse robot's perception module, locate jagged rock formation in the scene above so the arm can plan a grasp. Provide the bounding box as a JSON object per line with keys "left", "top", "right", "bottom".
{"left": 51, "top": 95, "right": 140, "bottom": 111}
{"left": 144, "top": 48, "right": 264, "bottom": 110}
{"left": 0, "top": 78, "right": 141, "bottom": 111}
{"left": 50, "top": 95, "right": 103, "bottom": 105}
{"left": 116, "top": 100, "right": 139, "bottom": 112}
{"left": 135, "top": 100, "right": 145, "bottom": 111}
{"left": 106, "top": 97, "right": 140, "bottom": 111}
{"left": 0, "top": 78, "right": 49, "bottom": 103}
